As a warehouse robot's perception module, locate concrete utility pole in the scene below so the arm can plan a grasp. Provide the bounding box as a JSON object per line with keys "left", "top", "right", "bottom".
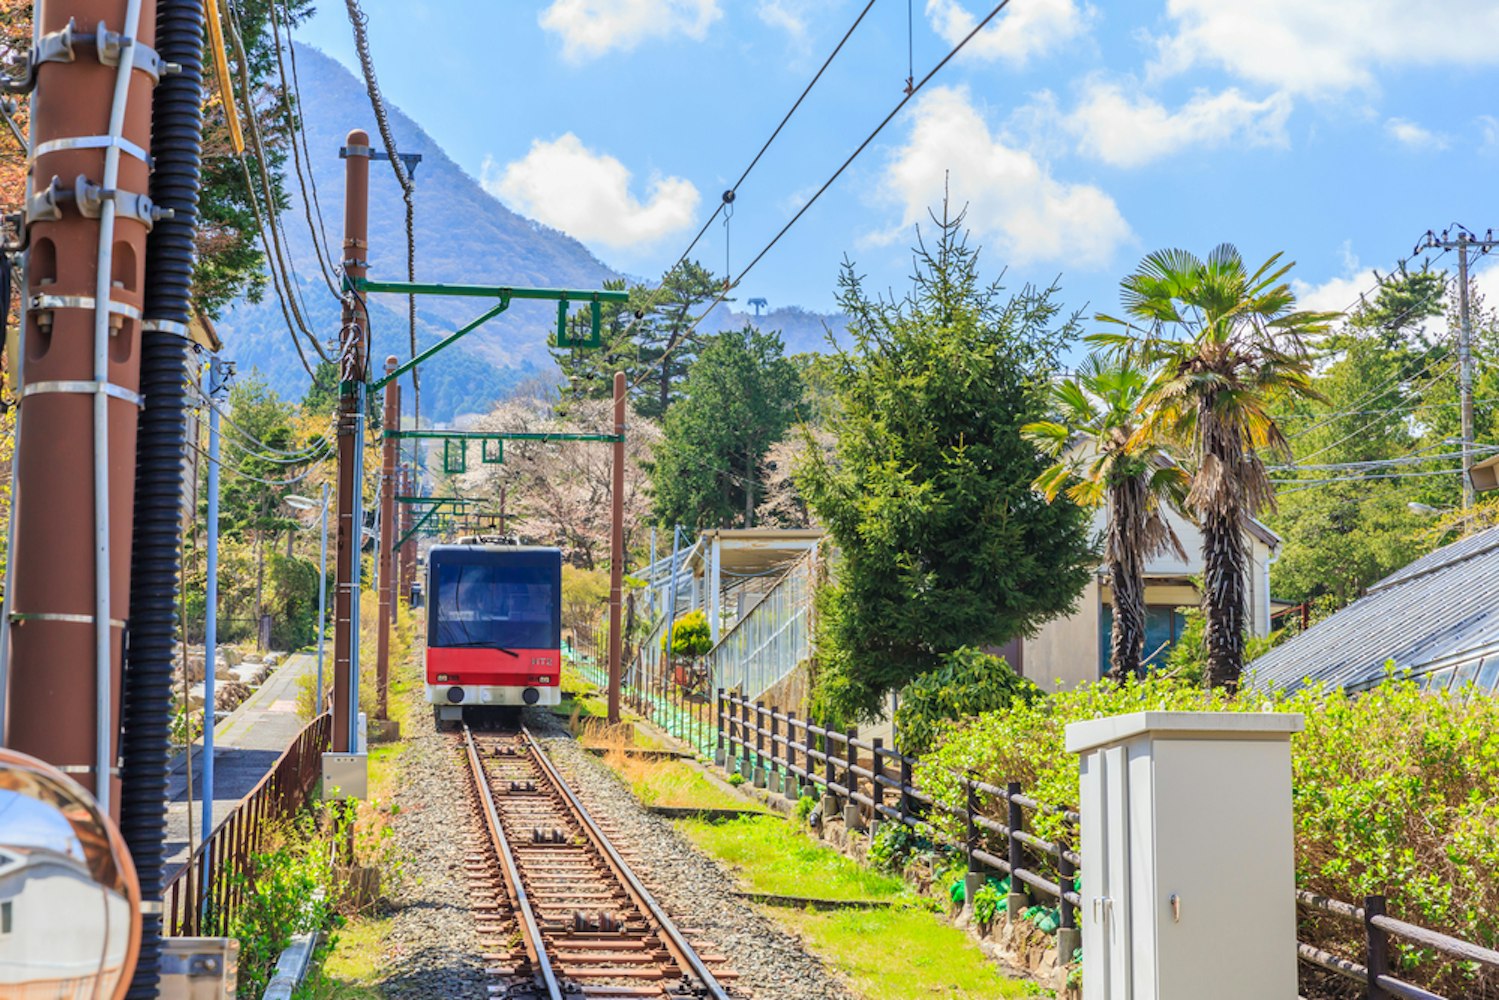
{"left": 375, "top": 356, "right": 399, "bottom": 721}
{"left": 8, "top": 0, "right": 158, "bottom": 812}
{"left": 607, "top": 372, "right": 626, "bottom": 724}
{"left": 333, "top": 132, "right": 370, "bottom": 753}
{"left": 1418, "top": 226, "right": 1498, "bottom": 510}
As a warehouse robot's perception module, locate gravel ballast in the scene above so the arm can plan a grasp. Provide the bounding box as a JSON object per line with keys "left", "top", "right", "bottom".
{"left": 524, "top": 708, "right": 858, "bottom": 1000}
{"left": 381, "top": 704, "right": 489, "bottom": 999}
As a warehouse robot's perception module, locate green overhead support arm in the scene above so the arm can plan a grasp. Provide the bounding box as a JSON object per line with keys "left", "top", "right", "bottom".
{"left": 358, "top": 278, "right": 629, "bottom": 390}
{"left": 396, "top": 504, "right": 442, "bottom": 549}
{"left": 386, "top": 429, "right": 623, "bottom": 444}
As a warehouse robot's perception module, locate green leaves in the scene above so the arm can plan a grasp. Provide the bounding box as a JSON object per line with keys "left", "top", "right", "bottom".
{"left": 799, "top": 210, "right": 1093, "bottom": 721}
{"left": 892, "top": 647, "right": 1038, "bottom": 755}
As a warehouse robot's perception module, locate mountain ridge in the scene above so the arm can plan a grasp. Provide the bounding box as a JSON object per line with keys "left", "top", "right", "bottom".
{"left": 218, "top": 44, "right": 846, "bottom": 422}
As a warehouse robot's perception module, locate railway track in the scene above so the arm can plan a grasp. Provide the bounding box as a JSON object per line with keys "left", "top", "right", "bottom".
{"left": 461, "top": 723, "right": 740, "bottom": 999}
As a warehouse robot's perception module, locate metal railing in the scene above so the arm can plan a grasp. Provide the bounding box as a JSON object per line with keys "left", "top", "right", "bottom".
{"left": 716, "top": 691, "right": 1499, "bottom": 999}
{"left": 164, "top": 712, "right": 331, "bottom": 936}
{"left": 706, "top": 550, "right": 813, "bottom": 700}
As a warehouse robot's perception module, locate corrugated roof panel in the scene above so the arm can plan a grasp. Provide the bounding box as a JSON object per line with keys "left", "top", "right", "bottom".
{"left": 1251, "top": 525, "right": 1499, "bottom": 692}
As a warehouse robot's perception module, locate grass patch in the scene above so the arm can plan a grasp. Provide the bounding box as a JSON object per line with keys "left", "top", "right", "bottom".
{"left": 302, "top": 915, "right": 391, "bottom": 999}
{"left": 778, "top": 907, "right": 1042, "bottom": 999}
{"left": 602, "top": 751, "right": 762, "bottom": 812}
{"left": 676, "top": 815, "right": 908, "bottom": 902}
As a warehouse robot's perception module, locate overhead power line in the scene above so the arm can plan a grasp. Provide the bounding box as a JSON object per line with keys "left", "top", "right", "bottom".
{"left": 637, "top": 0, "right": 1020, "bottom": 390}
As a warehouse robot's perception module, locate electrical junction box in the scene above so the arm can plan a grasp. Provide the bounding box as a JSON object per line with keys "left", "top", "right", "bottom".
{"left": 1065, "top": 711, "right": 1303, "bottom": 1000}
{"left": 321, "top": 752, "right": 368, "bottom": 800}
{"left": 159, "top": 936, "right": 238, "bottom": 1000}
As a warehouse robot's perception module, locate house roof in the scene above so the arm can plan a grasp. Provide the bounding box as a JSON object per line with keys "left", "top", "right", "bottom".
{"left": 1249, "top": 525, "right": 1499, "bottom": 693}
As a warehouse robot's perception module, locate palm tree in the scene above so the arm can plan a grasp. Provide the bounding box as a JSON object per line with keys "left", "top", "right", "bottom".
{"left": 1098, "top": 245, "right": 1333, "bottom": 690}
{"left": 1024, "top": 353, "right": 1186, "bottom": 682}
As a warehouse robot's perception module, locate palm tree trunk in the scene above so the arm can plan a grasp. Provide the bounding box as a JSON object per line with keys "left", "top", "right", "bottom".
{"left": 1200, "top": 415, "right": 1249, "bottom": 691}
{"left": 1107, "top": 476, "right": 1147, "bottom": 682}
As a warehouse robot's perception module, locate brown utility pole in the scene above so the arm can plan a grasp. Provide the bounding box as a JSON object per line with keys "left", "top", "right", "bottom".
{"left": 607, "top": 372, "right": 625, "bottom": 723}
{"left": 332, "top": 132, "right": 370, "bottom": 753}
{"left": 375, "top": 356, "right": 399, "bottom": 721}
{"left": 7, "top": 0, "right": 158, "bottom": 813}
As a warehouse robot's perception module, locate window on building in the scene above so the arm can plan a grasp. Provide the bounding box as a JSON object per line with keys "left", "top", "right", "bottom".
{"left": 1099, "top": 605, "right": 1189, "bottom": 677}
{"left": 1, "top": 900, "right": 10, "bottom": 935}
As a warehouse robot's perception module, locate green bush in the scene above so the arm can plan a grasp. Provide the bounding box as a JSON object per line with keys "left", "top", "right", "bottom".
{"left": 916, "top": 673, "right": 1499, "bottom": 997}
{"left": 662, "top": 609, "right": 713, "bottom": 657}
{"left": 893, "top": 646, "right": 1039, "bottom": 754}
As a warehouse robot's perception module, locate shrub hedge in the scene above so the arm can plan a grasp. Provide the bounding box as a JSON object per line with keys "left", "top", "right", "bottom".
{"left": 913, "top": 674, "right": 1499, "bottom": 997}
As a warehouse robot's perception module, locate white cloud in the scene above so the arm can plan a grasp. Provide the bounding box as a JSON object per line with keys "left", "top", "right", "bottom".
{"left": 1384, "top": 117, "right": 1448, "bottom": 150}
{"left": 1065, "top": 81, "right": 1291, "bottom": 168}
{"left": 756, "top": 0, "right": 808, "bottom": 42}
{"left": 874, "top": 86, "right": 1130, "bottom": 268}
{"left": 1476, "top": 261, "right": 1499, "bottom": 310}
{"left": 1478, "top": 115, "right": 1499, "bottom": 154}
{"left": 1152, "top": 1, "right": 1499, "bottom": 96}
{"left": 1292, "top": 259, "right": 1376, "bottom": 317}
{"left": 483, "top": 134, "right": 700, "bottom": 250}
{"left": 539, "top": 0, "right": 721, "bottom": 61}
{"left": 925, "top": 0, "right": 1091, "bottom": 66}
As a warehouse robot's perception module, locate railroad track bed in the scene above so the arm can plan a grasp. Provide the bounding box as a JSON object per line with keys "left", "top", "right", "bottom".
{"left": 461, "top": 723, "right": 741, "bottom": 999}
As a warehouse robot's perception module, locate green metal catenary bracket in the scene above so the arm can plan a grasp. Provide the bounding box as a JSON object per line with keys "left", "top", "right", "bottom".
{"left": 443, "top": 438, "right": 467, "bottom": 474}
{"left": 356, "top": 278, "right": 628, "bottom": 390}
{"left": 481, "top": 438, "right": 503, "bottom": 464}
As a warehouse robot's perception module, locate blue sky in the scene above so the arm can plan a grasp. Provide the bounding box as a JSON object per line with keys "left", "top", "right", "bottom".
{"left": 296, "top": 1, "right": 1499, "bottom": 330}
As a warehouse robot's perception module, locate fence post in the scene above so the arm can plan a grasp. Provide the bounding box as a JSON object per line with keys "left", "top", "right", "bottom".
{"left": 964, "top": 774, "right": 985, "bottom": 915}
{"left": 843, "top": 727, "right": 862, "bottom": 830}
{"left": 714, "top": 688, "right": 726, "bottom": 767}
{"left": 899, "top": 754, "right": 913, "bottom": 827}
{"left": 1057, "top": 840, "right": 1080, "bottom": 966}
{"left": 754, "top": 701, "right": 768, "bottom": 787}
{"left": 727, "top": 693, "right": 741, "bottom": 775}
{"left": 820, "top": 723, "right": 838, "bottom": 820}
{"left": 768, "top": 705, "right": 781, "bottom": 793}
{"left": 784, "top": 711, "right": 800, "bottom": 801}
{"left": 1365, "top": 895, "right": 1392, "bottom": 1000}
{"left": 739, "top": 697, "right": 754, "bottom": 780}
{"left": 871, "top": 738, "right": 885, "bottom": 839}
{"left": 1006, "top": 781, "right": 1027, "bottom": 919}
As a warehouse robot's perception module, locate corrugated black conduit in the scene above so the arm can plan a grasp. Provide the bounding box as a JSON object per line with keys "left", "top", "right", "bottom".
{"left": 121, "top": 0, "right": 207, "bottom": 994}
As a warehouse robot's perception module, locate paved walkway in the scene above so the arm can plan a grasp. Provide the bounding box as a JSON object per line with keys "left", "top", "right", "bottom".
{"left": 164, "top": 651, "right": 317, "bottom": 874}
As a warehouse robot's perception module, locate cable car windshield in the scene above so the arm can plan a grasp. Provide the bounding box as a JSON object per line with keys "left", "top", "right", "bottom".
{"left": 431, "top": 561, "right": 558, "bottom": 649}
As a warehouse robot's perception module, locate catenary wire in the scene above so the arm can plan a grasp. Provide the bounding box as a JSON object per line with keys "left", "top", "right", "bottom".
{"left": 267, "top": 0, "right": 339, "bottom": 298}
{"left": 635, "top": 0, "right": 1019, "bottom": 390}
{"left": 187, "top": 439, "right": 330, "bottom": 486}
{"left": 344, "top": 0, "right": 419, "bottom": 426}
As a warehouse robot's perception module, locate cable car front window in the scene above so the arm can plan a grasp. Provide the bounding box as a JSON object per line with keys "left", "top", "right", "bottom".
{"left": 432, "top": 561, "right": 557, "bottom": 649}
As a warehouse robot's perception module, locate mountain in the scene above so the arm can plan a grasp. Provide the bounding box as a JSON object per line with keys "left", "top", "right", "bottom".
{"left": 218, "top": 45, "right": 847, "bottom": 423}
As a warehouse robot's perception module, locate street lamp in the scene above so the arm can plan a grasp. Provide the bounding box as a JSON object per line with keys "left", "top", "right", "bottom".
{"left": 286, "top": 487, "right": 330, "bottom": 713}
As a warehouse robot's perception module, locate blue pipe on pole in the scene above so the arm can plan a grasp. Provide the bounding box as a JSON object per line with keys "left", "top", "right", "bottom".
{"left": 202, "top": 357, "right": 222, "bottom": 861}
{"left": 316, "top": 481, "right": 329, "bottom": 712}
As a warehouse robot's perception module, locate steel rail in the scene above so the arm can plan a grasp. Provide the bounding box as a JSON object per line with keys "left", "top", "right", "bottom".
{"left": 462, "top": 724, "right": 566, "bottom": 1000}
{"left": 520, "top": 725, "right": 732, "bottom": 1000}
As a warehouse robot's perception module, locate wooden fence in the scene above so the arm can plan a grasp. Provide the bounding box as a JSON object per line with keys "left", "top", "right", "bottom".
{"left": 716, "top": 691, "right": 1499, "bottom": 999}
{"left": 163, "top": 712, "right": 331, "bottom": 936}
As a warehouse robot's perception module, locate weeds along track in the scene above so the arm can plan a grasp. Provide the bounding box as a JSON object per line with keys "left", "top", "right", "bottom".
{"left": 461, "top": 723, "right": 740, "bottom": 1000}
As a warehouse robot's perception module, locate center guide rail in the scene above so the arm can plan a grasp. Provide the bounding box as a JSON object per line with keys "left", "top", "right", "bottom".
{"left": 462, "top": 722, "right": 737, "bottom": 999}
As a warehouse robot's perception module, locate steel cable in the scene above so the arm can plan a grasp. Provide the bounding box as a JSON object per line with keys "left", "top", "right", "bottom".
{"left": 344, "top": 0, "right": 419, "bottom": 425}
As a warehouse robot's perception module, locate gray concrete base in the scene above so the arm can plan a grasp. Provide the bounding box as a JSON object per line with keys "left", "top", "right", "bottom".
{"left": 1056, "top": 926, "right": 1081, "bottom": 963}
{"left": 965, "top": 872, "right": 987, "bottom": 914}
{"left": 821, "top": 793, "right": 839, "bottom": 819}
{"left": 753, "top": 765, "right": 768, "bottom": 788}
{"left": 714, "top": 748, "right": 726, "bottom": 767}
{"left": 739, "top": 757, "right": 754, "bottom": 780}
{"left": 783, "top": 776, "right": 800, "bottom": 801}
{"left": 1007, "top": 891, "right": 1028, "bottom": 920}
{"left": 842, "top": 802, "right": 862, "bottom": 831}
{"left": 869, "top": 818, "right": 882, "bottom": 841}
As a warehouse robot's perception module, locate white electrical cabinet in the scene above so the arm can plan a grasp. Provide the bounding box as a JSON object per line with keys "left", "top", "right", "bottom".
{"left": 1065, "top": 711, "right": 1303, "bottom": 1000}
